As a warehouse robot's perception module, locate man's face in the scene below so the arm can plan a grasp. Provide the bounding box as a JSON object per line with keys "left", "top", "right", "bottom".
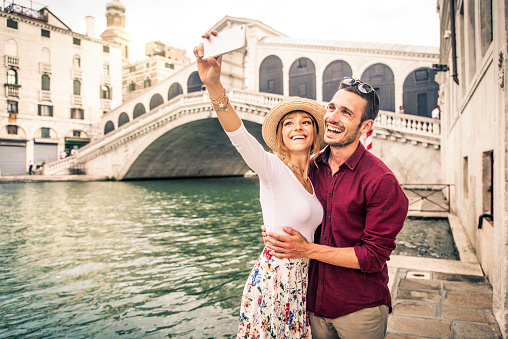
{"left": 324, "top": 89, "right": 367, "bottom": 148}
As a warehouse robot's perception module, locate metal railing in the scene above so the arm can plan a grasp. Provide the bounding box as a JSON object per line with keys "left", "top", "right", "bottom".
{"left": 401, "top": 184, "right": 451, "bottom": 213}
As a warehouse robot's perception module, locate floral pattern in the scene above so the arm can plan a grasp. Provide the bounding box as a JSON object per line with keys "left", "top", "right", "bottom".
{"left": 237, "top": 248, "right": 311, "bottom": 338}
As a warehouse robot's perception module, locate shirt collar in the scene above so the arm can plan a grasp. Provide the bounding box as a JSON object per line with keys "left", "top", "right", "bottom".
{"left": 320, "top": 142, "right": 366, "bottom": 171}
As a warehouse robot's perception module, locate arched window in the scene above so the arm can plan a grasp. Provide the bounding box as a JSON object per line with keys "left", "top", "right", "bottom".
{"left": 41, "top": 74, "right": 50, "bottom": 91}
{"left": 133, "top": 103, "right": 146, "bottom": 119}
{"left": 6, "top": 39, "right": 17, "bottom": 56}
{"left": 129, "top": 81, "right": 136, "bottom": 91}
{"left": 144, "top": 77, "right": 151, "bottom": 88}
{"left": 73, "top": 55, "right": 81, "bottom": 69}
{"left": 7, "top": 69, "right": 17, "bottom": 84}
{"left": 73, "top": 80, "right": 81, "bottom": 95}
{"left": 41, "top": 47, "right": 51, "bottom": 64}
{"left": 101, "top": 85, "right": 111, "bottom": 99}
{"left": 259, "top": 55, "right": 283, "bottom": 95}
{"left": 322, "top": 60, "right": 352, "bottom": 102}
{"left": 104, "top": 121, "right": 115, "bottom": 135}
{"left": 118, "top": 112, "right": 130, "bottom": 127}
{"left": 103, "top": 62, "right": 110, "bottom": 76}
{"left": 187, "top": 71, "right": 203, "bottom": 93}
{"left": 361, "top": 63, "right": 395, "bottom": 112}
{"left": 168, "top": 82, "right": 183, "bottom": 100}
{"left": 149, "top": 93, "right": 164, "bottom": 110}
{"left": 402, "top": 67, "right": 439, "bottom": 118}
{"left": 289, "top": 58, "right": 316, "bottom": 100}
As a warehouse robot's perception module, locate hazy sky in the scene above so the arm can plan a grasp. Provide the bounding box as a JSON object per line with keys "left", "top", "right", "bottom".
{"left": 30, "top": 0, "right": 440, "bottom": 61}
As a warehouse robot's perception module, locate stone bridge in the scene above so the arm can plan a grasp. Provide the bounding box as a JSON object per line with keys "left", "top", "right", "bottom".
{"left": 45, "top": 90, "right": 441, "bottom": 183}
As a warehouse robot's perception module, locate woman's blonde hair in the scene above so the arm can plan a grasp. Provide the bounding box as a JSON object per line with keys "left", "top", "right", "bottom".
{"left": 275, "top": 111, "right": 321, "bottom": 161}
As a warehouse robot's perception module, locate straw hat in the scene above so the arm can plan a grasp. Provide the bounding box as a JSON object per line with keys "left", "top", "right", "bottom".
{"left": 262, "top": 97, "right": 326, "bottom": 153}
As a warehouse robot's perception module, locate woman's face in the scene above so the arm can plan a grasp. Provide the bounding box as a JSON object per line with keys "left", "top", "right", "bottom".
{"left": 280, "top": 112, "right": 315, "bottom": 153}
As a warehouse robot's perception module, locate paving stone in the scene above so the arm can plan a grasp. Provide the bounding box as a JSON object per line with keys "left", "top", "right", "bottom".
{"left": 397, "top": 288, "right": 441, "bottom": 302}
{"left": 446, "top": 292, "right": 492, "bottom": 308}
{"left": 444, "top": 280, "right": 492, "bottom": 294}
{"left": 388, "top": 315, "right": 451, "bottom": 338}
{"left": 434, "top": 272, "right": 487, "bottom": 283}
{"left": 392, "top": 301, "right": 436, "bottom": 317}
{"left": 399, "top": 278, "right": 441, "bottom": 290}
{"left": 441, "top": 304, "right": 488, "bottom": 322}
{"left": 453, "top": 322, "right": 498, "bottom": 338}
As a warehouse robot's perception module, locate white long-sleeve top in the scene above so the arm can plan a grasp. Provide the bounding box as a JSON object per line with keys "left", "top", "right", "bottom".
{"left": 226, "top": 123, "right": 323, "bottom": 242}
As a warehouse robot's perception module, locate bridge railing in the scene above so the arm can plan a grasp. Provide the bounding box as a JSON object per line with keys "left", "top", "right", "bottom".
{"left": 375, "top": 111, "right": 440, "bottom": 137}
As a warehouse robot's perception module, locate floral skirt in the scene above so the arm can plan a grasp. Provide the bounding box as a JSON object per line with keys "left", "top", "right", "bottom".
{"left": 237, "top": 248, "right": 311, "bottom": 338}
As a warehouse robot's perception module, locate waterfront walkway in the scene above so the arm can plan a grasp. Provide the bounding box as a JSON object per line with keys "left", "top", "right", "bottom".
{"left": 0, "top": 175, "right": 503, "bottom": 337}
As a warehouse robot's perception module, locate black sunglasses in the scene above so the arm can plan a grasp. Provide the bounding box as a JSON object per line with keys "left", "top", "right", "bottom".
{"left": 340, "top": 78, "right": 374, "bottom": 94}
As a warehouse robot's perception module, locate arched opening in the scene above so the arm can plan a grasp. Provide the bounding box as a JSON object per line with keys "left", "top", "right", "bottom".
{"left": 168, "top": 82, "right": 183, "bottom": 100}
{"left": 402, "top": 67, "right": 439, "bottom": 118}
{"left": 289, "top": 57, "right": 316, "bottom": 99}
{"left": 104, "top": 121, "right": 115, "bottom": 134}
{"left": 118, "top": 112, "right": 130, "bottom": 127}
{"left": 100, "top": 85, "right": 111, "bottom": 99}
{"left": 322, "top": 60, "right": 352, "bottom": 102}
{"left": 73, "top": 80, "right": 81, "bottom": 95}
{"left": 187, "top": 71, "right": 203, "bottom": 93}
{"left": 7, "top": 68, "right": 17, "bottom": 84}
{"left": 259, "top": 55, "right": 283, "bottom": 95}
{"left": 133, "top": 103, "right": 146, "bottom": 119}
{"left": 361, "top": 63, "right": 395, "bottom": 112}
{"left": 41, "top": 74, "right": 50, "bottom": 91}
{"left": 149, "top": 93, "right": 164, "bottom": 110}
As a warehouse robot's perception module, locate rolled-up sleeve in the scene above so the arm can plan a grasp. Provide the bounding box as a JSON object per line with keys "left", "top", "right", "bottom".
{"left": 354, "top": 174, "right": 409, "bottom": 273}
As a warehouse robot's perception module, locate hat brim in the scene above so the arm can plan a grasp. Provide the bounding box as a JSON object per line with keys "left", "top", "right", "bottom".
{"left": 262, "top": 97, "right": 326, "bottom": 154}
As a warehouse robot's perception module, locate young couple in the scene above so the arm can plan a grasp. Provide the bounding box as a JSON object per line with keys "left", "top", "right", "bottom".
{"left": 194, "top": 31, "right": 408, "bottom": 339}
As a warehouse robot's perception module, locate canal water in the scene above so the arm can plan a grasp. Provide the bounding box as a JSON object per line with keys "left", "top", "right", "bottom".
{"left": 0, "top": 178, "right": 457, "bottom": 338}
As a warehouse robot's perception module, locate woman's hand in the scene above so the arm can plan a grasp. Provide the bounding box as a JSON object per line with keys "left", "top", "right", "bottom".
{"left": 193, "top": 31, "right": 223, "bottom": 91}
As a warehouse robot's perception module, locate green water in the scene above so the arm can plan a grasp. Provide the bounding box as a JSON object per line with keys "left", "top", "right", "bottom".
{"left": 0, "top": 178, "right": 456, "bottom": 338}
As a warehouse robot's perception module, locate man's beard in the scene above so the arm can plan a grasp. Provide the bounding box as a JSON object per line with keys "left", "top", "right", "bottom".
{"left": 325, "top": 122, "right": 361, "bottom": 148}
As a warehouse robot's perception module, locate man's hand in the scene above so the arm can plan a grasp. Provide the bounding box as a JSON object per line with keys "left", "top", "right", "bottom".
{"left": 263, "top": 227, "right": 311, "bottom": 259}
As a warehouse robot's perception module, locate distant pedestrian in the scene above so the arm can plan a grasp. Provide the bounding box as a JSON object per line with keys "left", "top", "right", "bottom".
{"left": 399, "top": 105, "right": 405, "bottom": 114}
{"left": 70, "top": 148, "right": 77, "bottom": 156}
{"left": 60, "top": 151, "right": 66, "bottom": 159}
{"left": 432, "top": 105, "right": 440, "bottom": 119}
{"left": 28, "top": 160, "right": 34, "bottom": 175}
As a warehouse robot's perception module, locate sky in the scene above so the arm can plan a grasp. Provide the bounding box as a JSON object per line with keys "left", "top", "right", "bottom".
{"left": 23, "top": 0, "right": 440, "bottom": 62}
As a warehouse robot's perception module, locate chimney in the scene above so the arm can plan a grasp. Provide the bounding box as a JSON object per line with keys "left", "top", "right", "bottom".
{"left": 86, "top": 16, "right": 95, "bottom": 38}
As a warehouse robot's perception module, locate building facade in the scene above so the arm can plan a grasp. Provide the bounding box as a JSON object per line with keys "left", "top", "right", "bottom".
{"left": 436, "top": 0, "right": 507, "bottom": 335}
{"left": 0, "top": 3, "right": 122, "bottom": 175}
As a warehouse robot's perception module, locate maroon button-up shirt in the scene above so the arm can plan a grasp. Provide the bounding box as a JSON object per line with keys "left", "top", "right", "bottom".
{"left": 307, "top": 143, "right": 408, "bottom": 318}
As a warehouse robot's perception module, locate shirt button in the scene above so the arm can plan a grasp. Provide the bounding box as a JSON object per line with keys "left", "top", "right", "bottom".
{"left": 324, "top": 237, "right": 328, "bottom": 240}
{"left": 327, "top": 172, "right": 331, "bottom": 175}
{"left": 328, "top": 215, "right": 331, "bottom": 219}
{"left": 320, "top": 280, "right": 323, "bottom": 283}
{"left": 329, "top": 194, "right": 332, "bottom": 197}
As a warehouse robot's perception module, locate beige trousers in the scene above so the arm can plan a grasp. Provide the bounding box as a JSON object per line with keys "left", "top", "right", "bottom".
{"left": 309, "top": 305, "right": 389, "bottom": 339}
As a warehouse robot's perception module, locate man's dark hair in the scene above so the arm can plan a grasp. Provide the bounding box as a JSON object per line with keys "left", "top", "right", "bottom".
{"left": 338, "top": 82, "right": 380, "bottom": 123}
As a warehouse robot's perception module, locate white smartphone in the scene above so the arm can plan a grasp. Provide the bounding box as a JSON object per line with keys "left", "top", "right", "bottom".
{"left": 202, "top": 25, "right": 246, "bottom": 59}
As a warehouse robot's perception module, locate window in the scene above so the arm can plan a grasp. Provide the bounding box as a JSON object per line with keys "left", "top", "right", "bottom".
{"left": 7, "top": 68, "right": 18, "bottom": 84}
{"left": 7, "top": 100, "right": 18, "bottom": 114}
{"left": 73, "top": 130, "right": 81, "bottom": 137}
{"left": 71, "top": 108, "right": 84, "bottom": 119}
{"left": 165, "top": 63, "right": 174, "bottom": 69}
{"left": 38, "top": 104, "right": 53, "bottom": 117}
{"left": 41, "top": 29, "right": 50, "bottom": 38}
{"left": 480, "top": 0, "right": 493, "bottom": 57}
{"left": 41, "top": 127, "right": 50, "bottom": 138}
{"left": 415, "top": 69, "right": 429, "bottom": 81}
{"left": 144, "top": 77, "right": 151, "bottom": 88}
{"left": 100, "top": 85, "right": 111, "bottom": 99}
{"left": 73, "top": 55, "right": 81, "bottom": 68}
{"left": 41, "top": 74, "right": 50, "bottom": 91}
{"left": 7, "top": 125, "right": 18, "bottom": 135}
{"left": 73, "top": 37, "right": 81, "bottom": 46}
{"left": 129, "top": 66, "right": 136, "bottom": 73}
{"left": 463, "top": 156, "right": 469, "bottom": 198}
{"left": 482, "top": 151, "right": 493, "bottom": 216}
{"left": 146, "top": 63, "right": 150, "bottom": 69}
{"left": 103, "top": 45, "right": 110, "bottom": 53}
{"left": 103, "top": 63, "right": 110, "bottom": 76}
{"left": 73, "top": 80, "right": 81, "bottom": 95}
{"left": 129, "top": 81, "right": 136, "bottom": 91}
{"left": 7, "top": 19, "right": 17, "bottom": 29}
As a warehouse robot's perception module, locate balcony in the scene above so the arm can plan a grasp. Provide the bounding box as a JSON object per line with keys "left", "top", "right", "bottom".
{"left": 102, "top": 75, "right": 111, "bottom": 85}
{"left": 5, "top": 55, "right": 19, "bottom": 67}
{"left": 39, "top": 90, "right": 51, "bottom": 101}
{"left": 4, "top": 84, "right": 20, "bottom": 97}
{"left": 40, "top": 62, "right": 52, "bottom": 73}
{"left": 101, "top": 99, "right": 111, "bottom": 111}
{"left": 72, "top": 69, "right": 82, "bottom": 79}
{"left": 71, "top": 95, "right": 82, "bottom": 106}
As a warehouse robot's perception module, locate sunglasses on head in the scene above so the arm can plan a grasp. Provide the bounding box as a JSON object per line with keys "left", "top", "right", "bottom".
{"left": 340, "top": 78, "right": 374, "bottom": 94}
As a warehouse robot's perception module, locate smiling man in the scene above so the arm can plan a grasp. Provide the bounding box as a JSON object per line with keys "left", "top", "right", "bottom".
{"left": 264, "top": 78, "right": 409, "bottom": 339}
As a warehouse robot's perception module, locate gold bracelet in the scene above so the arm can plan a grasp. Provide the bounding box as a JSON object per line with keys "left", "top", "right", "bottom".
{"left": 211, "top": 96, "right": 230, "bottom": 111}
{"left": 209, "top": 88, "right": 226, "bottom": 104}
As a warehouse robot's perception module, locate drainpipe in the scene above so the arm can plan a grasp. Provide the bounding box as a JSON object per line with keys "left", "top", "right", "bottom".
{"left": 449, "top": 0, "right": 459, "bottom": 85}
{"left": 478, "top": 214, "right": 493, "bottom": 229}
